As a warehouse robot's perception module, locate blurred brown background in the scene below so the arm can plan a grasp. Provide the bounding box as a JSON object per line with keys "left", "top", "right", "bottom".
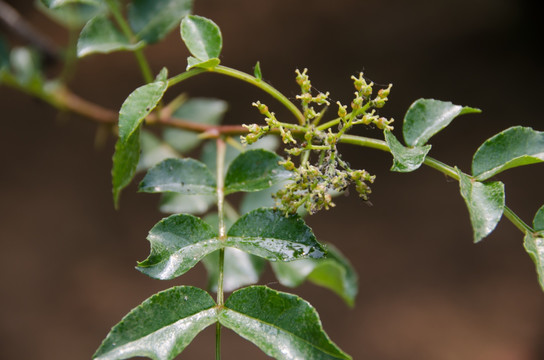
{"left": 1, "top": 0, "right": 543, "bottom": 359}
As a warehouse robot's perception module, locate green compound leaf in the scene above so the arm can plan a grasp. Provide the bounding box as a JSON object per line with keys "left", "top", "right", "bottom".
{"left": 203, "top": 248, "right": 265, "bottom": 292}
{"left": 220, "top": 286, "right": 352, "bottom": 360}
{"left": 112, "top": 128, "right": 140, "bottom": 209}
{"left": 225, "top": 149, "right": 292, "bottom": 194}
{"left": 163, "top": 98, "right": 227, "bottom": 153}
{"left": 77, "top": 16, "right": 144, "bottom": 57}
{"left": 118, "top": 78, "right": 168, "bottom": 143}
{"left": 180, "top": 15, "right": 222, "bottom": 61}
{"left": 226, "top": 208, "right": 325, "bottom": 261}
{"left": 457, "top": 169, "right": 505, "bottom": 243}
{"left": 271, "top": 244, "right": 358, "bottom": 307}
{"left": 403, "top": 99, "right": 481, "bottom": 147}
{"left": 534, "top": 205, "right": 544, "bottom": 231}
{"left": 523, "top": 232, "right": 544, "bottom": 292}
{"left": 136, "top": 214, "right": 221, "bottom": 280}
{"left": 137, "top": 130, "right": 179, "bottom": 172}
{"left": 128, "top": 0, "right": 192, "bottom": 44}
{"left": 384, "top": 129, "right": 431, "bottom": 172}
{"left": 93, "top": 286, "right": 217, "bottom": 360}
{"left": 138, "top": 158, "right": 217, "bottom": 195}
{"left": 159, "top": 193, "right": 215, "bottom": 215}
{"left": 472, "top": 126, "right": 544, "bottom": 181}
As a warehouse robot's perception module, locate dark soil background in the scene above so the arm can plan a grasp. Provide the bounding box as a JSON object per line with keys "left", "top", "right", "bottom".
{"left": 1, "top": 0, "right": 543, "bottom": 359}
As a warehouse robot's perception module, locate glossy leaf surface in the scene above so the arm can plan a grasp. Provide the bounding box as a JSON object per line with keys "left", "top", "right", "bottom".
{"left": 180, "top": 15, "right": 222, "bottom": 61}
{"left": 472, "top": 126, "right": 544, "bottom": 180}
{"left": 225, "top": 149, "right": 292, "bottom": 194}
{"left": 93, "top": 286, "right": 216, "bottom": 360}
{"left": 77, "top": 16, "right": 144, "bottom": 57}
{"left": 384, "top": 130, "right": 431, "bottom": 172}
{"left": 137, "top": 214, "right": 221, "bottom": 279}
{"left": 163, "top": 98, "right": 227, "bottom": 153}
{"left": 137, "top": 130, "right": 179, "bottom": 172}
{"left": 457, "top": 170, "right": 505, "bottom": 242}
{"left": 118, "top": 79, "right": 168, "bottom": 143}
{"left": 112, "top": 128, "right": 140, "bottom": 208}
{"left": 220, "top": 286, "right": 351, "bottom": 360}
{"left": 272, "top": 244, "right": 358, "bottom": 307}
{"left": 534, "top": 205, "right": 544, "bottom": 231}
{"left": 226, "top": 208, "right": 325, "bottom": 261}
{"left": 139, "top": 158, "right": 216, "bottom": 195}
{"left": 523, "top": 232, "right": 544, "bottom": 292}
{"left": 403, "top": 99, "right": 480, "bottom": 146}
{"left": 128, "top": 0, "right": 192, "bottom": 44}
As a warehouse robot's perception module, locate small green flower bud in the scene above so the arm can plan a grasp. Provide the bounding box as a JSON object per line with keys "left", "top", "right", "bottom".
{"left": 304, "top": 131, "right": 313, "bottom": 143}
{"left": 337, "top": 101, "right": 348, "bottom": 117}
{"left": 281, "top": 159, "right": 295, "bottom": 171}
{"left": 252, "top": 101, "right": 269, "bottom": 115}
{"left": 378, "top": 84, "right": 392, "bottom": 99}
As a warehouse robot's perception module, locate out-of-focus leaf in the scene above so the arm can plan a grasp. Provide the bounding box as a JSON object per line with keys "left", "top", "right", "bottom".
{"left": 136, "top": 214, "right": 221, "bottom": 280}
{"left": 472, "top": 126, "right": 544, "bottom": 180}
{"left": 118, "top": 78, "right": 168, "bottom": 143}
{"left": 77, "top": 16, "right": 144, "bottom": 57}
{"left": 180, "top": 15, "right": 222, "bottom": 61}
{"left": 219, "top": 286, "right": 352, "bottom": 360}
{"left": 112, "top": 128, "right": 140, "bottom": 209}
{"left": 138, "top": 158, "right": 216, "bottom": 195}
{"left": 128, "top": 0, "right": 192, "bottom": 44}
{"left": 457, "top": 169, "right": 505, "bottom": 243}
{"left": 403, "top": 98, "right": 480, "bottom": 146}
{"left": 384, "top": 130, "right": 431, "bottom": 172}
{"left": 202, "top": 248, "right": 265, "bottom": 293}
{"left": 240, "top": 182, "right": 284, "bottom": 215}
{"left": 159, "top": 193, "right": 215, "bottom": 215}
{"left": 523, "top": 232, "right": 544, "bottom": 292}
{"left": 10, "top": 47, "right": 42, "bottom": 88}
{"left": 93, "top": 286, "right": 216, "bottom": 360}
{"left": 137, "top": 130, "right": 179, "bottom": 172}
{"left": 164, "top": 98, "right": 227, "bottom": 153}
{"left": 41, "top": 0, "right": 103, "bottom": 8}
{"left": 0, "top": 37, "right": 10, "bottom": 73}
{"left": 201, "top": 140, "right": 240, "bottom": 177}
{"left": 224, "top": 149, "right": 292, "bottom": 194}
{"left": 38, "top": 0, "right": 106, "bottom": 28}
{"left": 534, "top": 205, "right": 544, "bottom": 231}
{"left": 271, "top": 244, "right": 358, "bottom": 307}
{"left": 226, "top": 208, "right": 325, "bottom": 261}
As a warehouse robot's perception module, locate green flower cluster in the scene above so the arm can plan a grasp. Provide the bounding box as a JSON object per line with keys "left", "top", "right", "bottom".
{"left": 242, "top": 69, "right": 394, "bottom": 214}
